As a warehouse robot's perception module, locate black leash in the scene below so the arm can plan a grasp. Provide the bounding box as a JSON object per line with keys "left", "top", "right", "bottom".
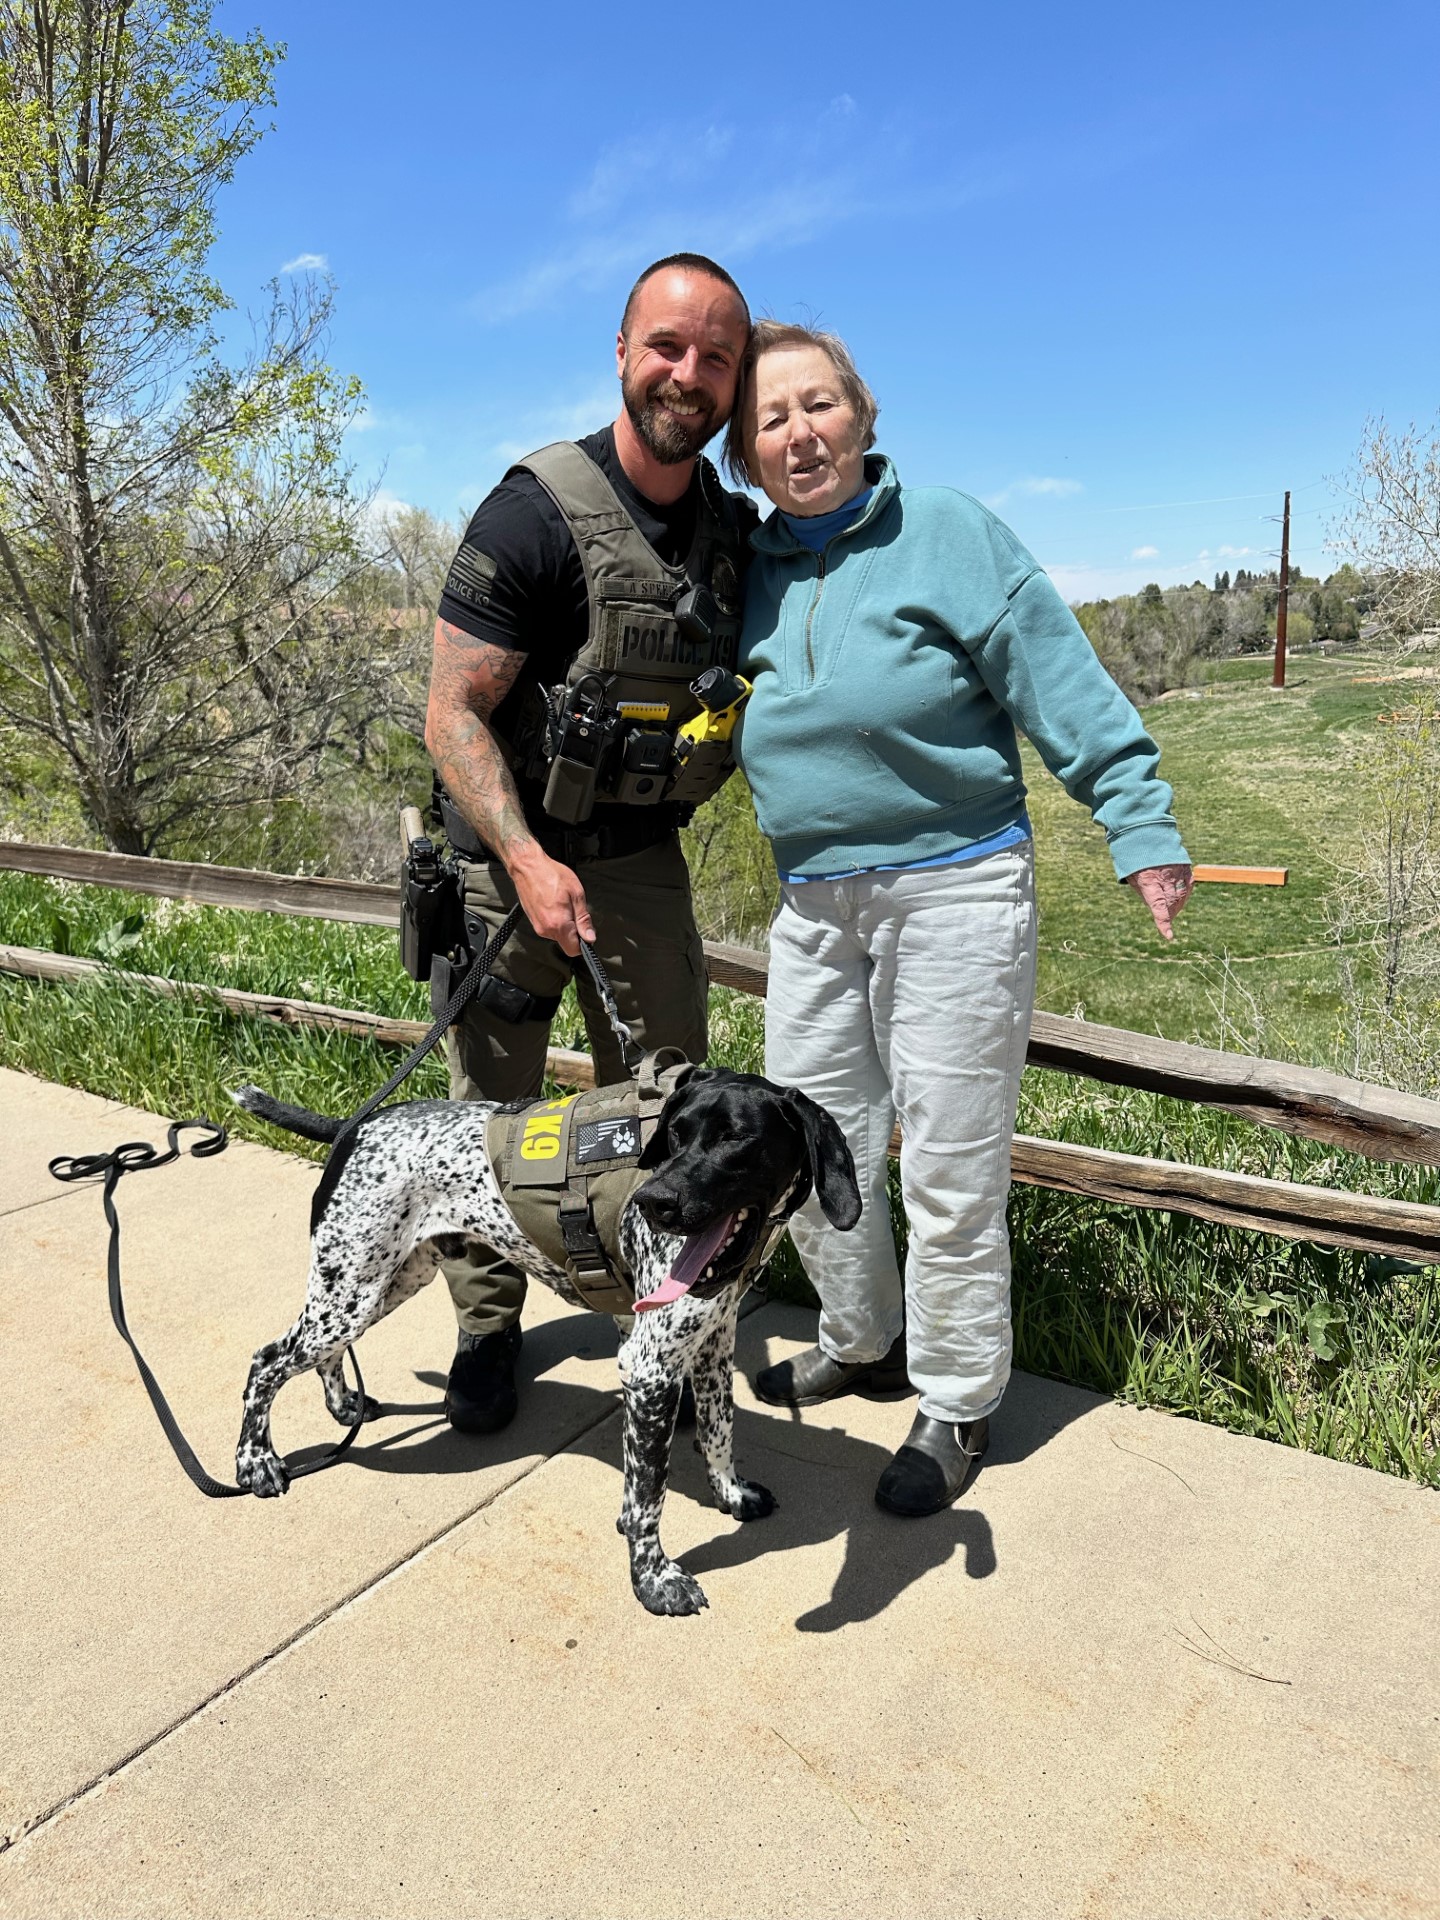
{"left": 332, "top": 903, "right": 526, "bottom": 1144}
{"left": 575, "top": 938, "right": 644, "bottom": 1077}
{"left": 46, "top": 908, "right": 525, "bottom": 1500}
{"left": 49, "top": 1119, "right": 370, "bottom": 1498}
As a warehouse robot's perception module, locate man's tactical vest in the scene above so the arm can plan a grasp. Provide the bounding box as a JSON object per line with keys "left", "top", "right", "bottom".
{"left": 519, "top": 439, "right": 747, "bottom": 721}
{"left": 485, "top": 1052, "right": 693, "bottom": 1314}
{"left": 482, "top": 442, "right": 753, "bottom": 818}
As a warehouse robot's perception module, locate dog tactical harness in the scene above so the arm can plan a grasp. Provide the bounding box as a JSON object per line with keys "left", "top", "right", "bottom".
{"left": 485, "top": 1051, "right": 694, "bottom": 1314}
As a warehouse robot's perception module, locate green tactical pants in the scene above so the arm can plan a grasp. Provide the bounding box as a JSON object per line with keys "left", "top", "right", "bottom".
{"left": 441, "top": 834, "right": 708, "bottom": 1337}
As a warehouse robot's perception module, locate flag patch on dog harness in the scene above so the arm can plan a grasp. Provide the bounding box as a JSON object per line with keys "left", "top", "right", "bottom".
{"left": 573, "top": 1116, "right": 642, "bottom": 1164}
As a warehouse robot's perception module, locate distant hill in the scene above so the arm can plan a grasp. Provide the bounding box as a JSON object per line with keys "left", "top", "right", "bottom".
{"left": 1071, "top": 567, "right": 1371, "bottom": 702}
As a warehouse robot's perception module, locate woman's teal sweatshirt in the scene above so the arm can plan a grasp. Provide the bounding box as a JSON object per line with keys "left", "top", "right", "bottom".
{"left": 734, "top": 455, "right": 1189, "bottom": 882}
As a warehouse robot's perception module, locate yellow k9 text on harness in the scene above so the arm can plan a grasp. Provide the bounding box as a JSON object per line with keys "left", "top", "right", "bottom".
{"left": 518, "top": 1094, "right": 577, "bottom": 1164}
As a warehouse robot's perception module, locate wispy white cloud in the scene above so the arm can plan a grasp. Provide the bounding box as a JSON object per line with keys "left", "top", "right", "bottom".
{"left": 568, "top": 127, "right": 735, "bottom": 222}
{"left": 363, "top": 486, "right": 415, "bottom": 539}
{"left": 476, "top": 183, "right": 858, "bottom": 326}
{"left": 281, "top": 251, "right": 329, "bottom": 274}
{"left": 468, "top": 99, "right": 1183, "bottom": 331}
{"left": 472, "top": 117, "right": 1027, "bottom": 325}
{"left": 487, "top": 383, "right": 619, "bottom": 469}
{"left": 985, "top": 475, "right": 1084, "bottom": 509}
{"left": 1217, "top": 543, "right": 1257, "bottom": 558}
{"left": 1131, "top": 543, "right": 1159, "bottom": 560}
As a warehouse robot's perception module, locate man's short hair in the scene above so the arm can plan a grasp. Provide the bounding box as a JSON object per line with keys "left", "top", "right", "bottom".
{"left": 620, "top": 253, "right": 750, "bottom": 337}
{"left": 723, "top": 319, "right": 880, "bottom": 486}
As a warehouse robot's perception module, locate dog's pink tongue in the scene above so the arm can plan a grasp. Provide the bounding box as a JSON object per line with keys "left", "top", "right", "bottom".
{"left": 632, "top": 1212, "right": 738, "bottom": 1314}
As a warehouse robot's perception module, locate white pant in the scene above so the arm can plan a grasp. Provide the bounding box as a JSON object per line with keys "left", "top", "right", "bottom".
{"left": 765, "top": 845, "right": 1037, "bottom": 1423}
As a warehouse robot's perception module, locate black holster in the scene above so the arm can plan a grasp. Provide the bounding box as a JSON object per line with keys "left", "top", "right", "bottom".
{"left": 430, "top": 908, "right": 563, "bottom": 1027}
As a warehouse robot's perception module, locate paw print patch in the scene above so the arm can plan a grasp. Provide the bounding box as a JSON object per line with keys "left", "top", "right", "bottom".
{"left": 574, "top": 1117, "right": 641, "bottom": 1165}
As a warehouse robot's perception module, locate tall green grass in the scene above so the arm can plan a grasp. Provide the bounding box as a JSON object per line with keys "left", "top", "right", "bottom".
{"left": 2, "top": 868, "right": 1435, "bottom": 1486}
{"left": 1025, "top": 653, "right": 1396, "bottom": 1054}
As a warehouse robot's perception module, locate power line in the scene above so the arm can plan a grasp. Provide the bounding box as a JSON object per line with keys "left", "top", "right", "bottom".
{"left": 1098, "top": 479, "right": 1326, "bottom": 514}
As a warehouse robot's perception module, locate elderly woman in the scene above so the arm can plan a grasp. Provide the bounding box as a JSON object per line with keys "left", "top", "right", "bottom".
{"left": 728, "top": 321, "right": 1192, "bottom": 1516}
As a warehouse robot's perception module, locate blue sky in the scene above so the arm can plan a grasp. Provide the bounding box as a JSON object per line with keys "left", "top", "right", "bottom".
{"left": 212, "top": 0, "right": 1438, "bottom": 600}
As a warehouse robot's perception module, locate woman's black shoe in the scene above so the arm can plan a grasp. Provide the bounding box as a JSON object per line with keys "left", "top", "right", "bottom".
{"left": 874, "top": 1412, "right": 989, "bottom": 1515}
{"left": 445, "top": 1324, "right": 523, "bottom": 1434}
{"left": 755, "top": 1333, "right": 909, "bottom": 1407}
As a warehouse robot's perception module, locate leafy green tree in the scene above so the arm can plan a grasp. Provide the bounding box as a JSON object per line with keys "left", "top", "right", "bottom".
{"left": 0, "top": 1, "right": 388, "bottom": 852}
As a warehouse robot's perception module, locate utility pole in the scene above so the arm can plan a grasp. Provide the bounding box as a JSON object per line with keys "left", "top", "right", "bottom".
{"left": 1272, "top": 489, "right": 1291, "bottom": 689}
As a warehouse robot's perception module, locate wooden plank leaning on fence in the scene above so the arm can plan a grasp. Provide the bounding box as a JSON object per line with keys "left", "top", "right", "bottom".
{"left": 5, "top": 939, "right": 1440, "bottom": 1264}
{"left": 5, "top": 841, "right": 1439, "bottom": 1166}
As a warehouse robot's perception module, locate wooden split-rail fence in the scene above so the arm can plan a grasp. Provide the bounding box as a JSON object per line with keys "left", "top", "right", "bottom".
{"left": 4, "top": 839, "right": 1440, "bottom": 1265}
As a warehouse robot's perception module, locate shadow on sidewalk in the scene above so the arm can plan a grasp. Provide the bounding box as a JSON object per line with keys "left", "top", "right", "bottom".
{"left": 666, "top": 1308, "right": 1099, "bottom": 1631}
{"left": 675, "top": 1405, "right": 1000, "bottom": 1630}
{"left": 285, "top": 1305, "right": 1095, "bottom": 1632}
{"left": 283, "top": 1308, "right": 623, "bottom": 1480}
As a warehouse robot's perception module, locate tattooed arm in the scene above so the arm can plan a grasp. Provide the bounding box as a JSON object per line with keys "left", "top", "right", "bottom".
{"left": 424, "top": 618, "right": 595, "bottom": 955}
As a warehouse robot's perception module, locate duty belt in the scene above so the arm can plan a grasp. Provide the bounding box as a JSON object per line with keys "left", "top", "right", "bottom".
{"left": 437, "top": 788, "right": 682, "bottom": 866}
{"left": 533, "top": 809, "right": 684, "bottom": 864}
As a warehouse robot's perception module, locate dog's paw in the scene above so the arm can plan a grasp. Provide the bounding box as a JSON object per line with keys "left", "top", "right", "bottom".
{"left": 328, "top": 1391, "right": 381, "bottom": 1428}
{"left": 633, "top": 1559, "right": 710, "bottom": 1617}
{"left": 236, "top": 1450, "right": 290, "bottom": 1498}
{"left": 714, "top": 1475, "right": 777, "bottom": 1522}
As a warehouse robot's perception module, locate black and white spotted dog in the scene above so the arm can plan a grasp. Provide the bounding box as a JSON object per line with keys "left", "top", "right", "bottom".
{"left": 231, "top": 1068, "right": 861, "bottom": 1616}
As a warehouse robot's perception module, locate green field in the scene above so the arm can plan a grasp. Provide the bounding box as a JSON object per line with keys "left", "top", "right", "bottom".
{"left": 1, "top": 648, "right": 1437, "bottom": 1486}
{"left": 1027, "top": 652, "right": 1395, "bottom": 1057}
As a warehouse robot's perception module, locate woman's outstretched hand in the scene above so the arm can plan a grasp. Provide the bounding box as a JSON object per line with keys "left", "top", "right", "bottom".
{"left": 1127, "top": 863, "right": 1194, "bottom": 942}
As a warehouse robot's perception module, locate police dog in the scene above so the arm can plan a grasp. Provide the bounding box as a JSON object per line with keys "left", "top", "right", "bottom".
{"left": 231, "top": 1069, "right": 860, "bottom": 1616}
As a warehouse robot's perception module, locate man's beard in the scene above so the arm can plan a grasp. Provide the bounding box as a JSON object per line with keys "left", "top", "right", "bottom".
{"left": 622, "top": 370, "right": 718, "bottom": 465}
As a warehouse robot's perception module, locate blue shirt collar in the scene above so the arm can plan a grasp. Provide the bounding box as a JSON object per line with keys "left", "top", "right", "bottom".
{"left": 780, "top": 487, "right": 873, "bottom": 553}
{"left": 753, "top": 454, "right": 897, "bottom": 556}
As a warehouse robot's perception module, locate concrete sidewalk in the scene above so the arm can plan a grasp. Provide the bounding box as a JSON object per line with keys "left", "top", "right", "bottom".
{"left": 1, "top": 1064, "right": 1436, "bottom": 1919}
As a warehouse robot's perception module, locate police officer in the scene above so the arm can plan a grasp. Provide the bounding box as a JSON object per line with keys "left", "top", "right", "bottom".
{"left": 424, "top": 253, "right": 756, "bottom": 1434}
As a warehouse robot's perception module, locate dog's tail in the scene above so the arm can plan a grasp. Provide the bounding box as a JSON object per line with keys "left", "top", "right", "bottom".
{"left": 232, "top": 1085, "right": 345, "bottom": 1143}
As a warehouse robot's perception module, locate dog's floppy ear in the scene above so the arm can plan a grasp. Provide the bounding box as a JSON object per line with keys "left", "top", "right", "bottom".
{"left": 637, "top": 1115, "right": 670, "bottom": 1170}
{"left": 782, "top": 1089, "right": 862, "bottom": 1230}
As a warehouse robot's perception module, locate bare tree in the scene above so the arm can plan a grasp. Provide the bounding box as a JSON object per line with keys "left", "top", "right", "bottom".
{"left": 1333, "top": 415, "right": 1440, "bottom": 646}
{"left": 0, "top": 1, "right": 392, "bottom": 853}
{"left": 376, "top": 503, "right": 458, "bottom": 615}
{"left": 364, "top": 503, "right": 459, "bottom": 743}
{"left": 1325, "top": 413, "right": 1440, "bottom": 1090}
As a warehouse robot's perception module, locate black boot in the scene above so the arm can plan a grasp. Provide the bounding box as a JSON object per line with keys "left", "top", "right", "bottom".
{"left": 445, "top": 1324, "right": 523, "bottom": 1434}
{"left": 755, "top": 1333, "right": 909, "bottom": 1407}
{"left": 874, "top": 1412, "right": 989, "bottom": 1515}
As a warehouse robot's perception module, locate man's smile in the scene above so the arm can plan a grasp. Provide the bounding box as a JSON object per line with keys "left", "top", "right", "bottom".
{"left": 652, "top": 382, "right": 712, "bottom": 421}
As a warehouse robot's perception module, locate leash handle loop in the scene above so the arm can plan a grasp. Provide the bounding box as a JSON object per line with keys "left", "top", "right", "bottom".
{"left": 51, "top": 1122, "right": 368, "bottom": 1500}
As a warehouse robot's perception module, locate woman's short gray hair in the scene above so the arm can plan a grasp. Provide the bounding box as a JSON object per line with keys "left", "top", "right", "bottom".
{"left": 723, "top": 320, "right": 880, "bottom": 487}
